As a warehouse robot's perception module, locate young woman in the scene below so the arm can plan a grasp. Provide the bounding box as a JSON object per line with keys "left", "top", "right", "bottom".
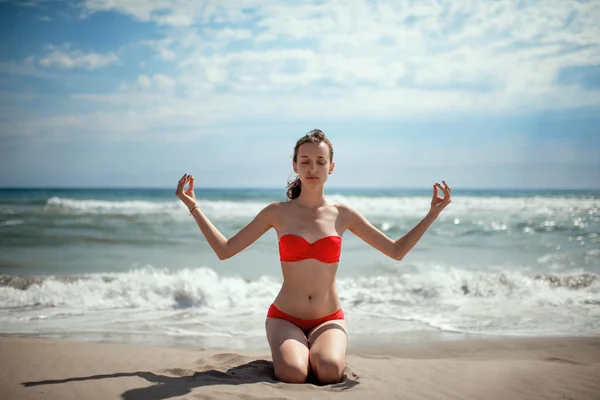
{"left": 176, "top": 129, "right": 451, "bottom": 385}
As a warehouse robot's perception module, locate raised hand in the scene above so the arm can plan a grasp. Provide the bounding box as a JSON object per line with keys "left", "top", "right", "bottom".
{"left": 175, "top": 173, "right": 197, "bottom": 210}
{"left": 429, "top": 180, "right": 451, "bottom": 217}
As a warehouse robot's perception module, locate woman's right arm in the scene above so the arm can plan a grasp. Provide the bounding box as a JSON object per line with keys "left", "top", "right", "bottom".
{"left": 176, "top": 174, "right": 278, "bottom": 260}
{"left": 190, "top": 201, "right": 277, "bottom": 260}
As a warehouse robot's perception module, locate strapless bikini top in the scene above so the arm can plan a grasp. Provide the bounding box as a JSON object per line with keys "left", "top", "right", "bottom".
{"left": 278, "top": 234, "right": 342, "bottom": 263}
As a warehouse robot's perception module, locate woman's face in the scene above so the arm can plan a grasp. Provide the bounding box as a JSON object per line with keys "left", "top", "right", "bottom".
{"left": 293, "top": 141, "right": 334, "bottom": 184}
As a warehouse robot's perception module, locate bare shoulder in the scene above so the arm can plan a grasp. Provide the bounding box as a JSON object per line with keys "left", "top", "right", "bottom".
{"left": 264, "top": 200, "right": 284, "bottom": 215}
{"left": 332, "top": 202, "right": 359, "bottom": 215}
{"left": 262, "top": 200, "right": 286, "bottom": 222}
{"left": 331, "top": 202, "right": 361, "bottom": 226}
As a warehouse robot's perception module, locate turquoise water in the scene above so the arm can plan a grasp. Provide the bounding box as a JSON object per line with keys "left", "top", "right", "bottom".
{"left": 1, "top": 187, "right": 599, "bottom": 348}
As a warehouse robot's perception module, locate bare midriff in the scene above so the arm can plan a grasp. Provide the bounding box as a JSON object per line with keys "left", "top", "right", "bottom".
{"left": 273, "top": 260, "right": 341, "bottom": 319}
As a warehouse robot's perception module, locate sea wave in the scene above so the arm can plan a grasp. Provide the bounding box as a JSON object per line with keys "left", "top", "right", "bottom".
{"left": 1, "top": 265, "right": 598, "bottom": 338}
{"left": 1, "top": 266, "right": 597, "bottom": 310}
{"left": 32, "top": 195, "right": 600, "bottom": 222}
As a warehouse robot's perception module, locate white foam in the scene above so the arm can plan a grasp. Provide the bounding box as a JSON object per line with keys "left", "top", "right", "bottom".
{"left": 0, "top": 219, "right": 24, "bottom": 226}
{"left": 1, "top": 266, "right": 599, "bottom": 339}
{"left": 42, "top": 195, "right": 599, "bottom": 222}
{"left": 45, "top": 197, "right": 181, "bottom": 215}
{"left": 327, "top": 194, "right": 599, "bottom": 218}
{"left": 43, "top": 197, "right": 266, "bottom": 219}
{"left": 0, "top": 266, "right": 280, "bottom": 311}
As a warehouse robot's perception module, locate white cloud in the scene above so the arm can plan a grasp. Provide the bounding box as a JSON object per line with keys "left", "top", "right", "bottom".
{"left": 87, "top": 1, "right": 599, "bottom": 94}
{"left": 0, "top": 60, "right": 63, "bottom": 80}
{"left": 82, "top": 0, "right": 256, "bottom": 27}
{"left": 137, "top": 74, "right": 151, "bottom": 88}
{"left": 8, "top": 0, "right": 600, "bottom": 140}
{"left": 136, "top": 74, "right": 174, "bottom": 92}
{"left": 152, "top": 74, "right": 175, "bottom": 92}
{"left": 38, "top": 47, "right": 117, "bottom": 70}
{"left": 141, "top": 37, "right": 176, "bottom": 61}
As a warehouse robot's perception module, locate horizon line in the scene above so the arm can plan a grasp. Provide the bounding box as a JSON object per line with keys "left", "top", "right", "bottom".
{"left": 1, "top": 186, "right": 599, "bottom": 191}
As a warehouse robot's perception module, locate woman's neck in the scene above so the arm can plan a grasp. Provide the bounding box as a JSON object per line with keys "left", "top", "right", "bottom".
{"left": 295, "top": 187, "right": 327, "bottom": 209}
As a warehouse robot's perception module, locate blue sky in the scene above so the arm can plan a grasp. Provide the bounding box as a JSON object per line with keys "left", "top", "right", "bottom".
{"left": 0, "top": 0, "right": 599, "bottom": 189}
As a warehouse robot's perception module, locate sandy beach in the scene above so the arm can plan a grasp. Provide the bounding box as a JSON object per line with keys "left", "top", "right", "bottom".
{"left": 2, "top": 335, "right": 599, "bottom": 400}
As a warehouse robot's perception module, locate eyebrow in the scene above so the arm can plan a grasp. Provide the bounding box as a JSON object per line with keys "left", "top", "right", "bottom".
{"left": 300, "top": 155, "right": 326, "bottom": 159}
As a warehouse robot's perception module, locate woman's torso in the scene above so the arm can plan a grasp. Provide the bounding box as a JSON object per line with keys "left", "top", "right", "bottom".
{"left": 271, "top": 200, "right": 349, "bottom": 319}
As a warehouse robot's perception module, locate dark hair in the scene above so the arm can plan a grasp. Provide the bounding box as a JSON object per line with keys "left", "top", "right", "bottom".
{"left": 286, "top": 129, "right": 334, "bottom": 200}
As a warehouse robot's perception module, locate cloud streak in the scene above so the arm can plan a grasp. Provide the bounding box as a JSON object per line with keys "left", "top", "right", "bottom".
{"left": 79, "top": 1, "right": 600, "bottom": 115}
{"left": 2, "top": 0, "right": 600, "bottom": 144}
{"left": 37, "top": 46, "right": 118, "bottom": 70}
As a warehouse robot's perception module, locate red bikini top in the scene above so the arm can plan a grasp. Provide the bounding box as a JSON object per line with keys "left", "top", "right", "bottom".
{"left": 279, "top": 234, "right": 342, "bottom": 263}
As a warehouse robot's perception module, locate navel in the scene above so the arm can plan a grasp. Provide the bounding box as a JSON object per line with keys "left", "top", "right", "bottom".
{"left": 308, "top": 295, "right": 312, "bottom": 301}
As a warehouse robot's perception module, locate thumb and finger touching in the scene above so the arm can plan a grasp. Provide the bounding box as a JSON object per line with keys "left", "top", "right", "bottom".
{"left": 176, "top": 174, "right": 196, "bottom": 201}
{"left": 432, "top": 182, "right": 452, "bottom": 210}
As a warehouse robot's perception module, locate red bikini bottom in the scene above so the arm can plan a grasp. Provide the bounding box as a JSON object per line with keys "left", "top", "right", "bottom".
{"left": 267, "top": 303, "right": 345, "bottom": 334}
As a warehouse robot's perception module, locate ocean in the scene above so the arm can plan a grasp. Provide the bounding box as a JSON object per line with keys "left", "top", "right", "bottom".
{"left": 0, "top": 187, "right": 599, "bottom": 349}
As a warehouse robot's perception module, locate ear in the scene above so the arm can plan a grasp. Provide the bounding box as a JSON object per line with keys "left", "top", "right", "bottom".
{"left": 329, "top": 161, "right": 335, "bottom": 174}
{"left": 293, "top": 161, "right": 298, "bottom": 174}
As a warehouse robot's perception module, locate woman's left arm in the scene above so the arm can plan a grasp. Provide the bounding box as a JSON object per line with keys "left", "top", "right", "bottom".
{"left": 344, "top": 181, "right": 451, "bottom": 261}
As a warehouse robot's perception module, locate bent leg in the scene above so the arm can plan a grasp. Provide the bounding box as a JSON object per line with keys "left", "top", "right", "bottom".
{"left": 265, "top": 317, "right": 310, "bottom": 383}
{"left": 307, "top": 319, "right": 348, "bottom": 385}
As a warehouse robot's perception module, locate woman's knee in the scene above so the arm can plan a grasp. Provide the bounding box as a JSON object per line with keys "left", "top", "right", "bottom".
{"left": 311, "top": 354, "right": 345, "bottom": 384}
{"left": 274, "top": 359, "right": 309, "bottom": 383}
{"left": 265, "top": 317, "right": 310, "bottom": 383}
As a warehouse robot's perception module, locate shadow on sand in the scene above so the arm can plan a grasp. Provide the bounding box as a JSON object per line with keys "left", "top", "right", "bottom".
{"left": 22, "top": 359, "right": 360, "bottom": 399}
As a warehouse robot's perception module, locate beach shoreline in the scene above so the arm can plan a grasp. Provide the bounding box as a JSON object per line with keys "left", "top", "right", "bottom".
{"left": 2, "top": 328, "right": 595, "bottom": 350}
{"left": 0, "top": 328, "right": 492, "bottom": 352}
{"left": 2, "top": 334, "right": 599, "bottom": 400}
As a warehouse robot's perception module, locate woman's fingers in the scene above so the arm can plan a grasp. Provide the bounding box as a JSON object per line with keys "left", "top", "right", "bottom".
{"left": 431, "top": 181, "right": 452, "bottom": 213}
{"left": 435, "top": 183, "right": 444, "bottom": 197}
{"left": 442, "top": 181, "right": 451, "bottom": 202}
{"left": 437, "top": 182, "right": 450, "bottom": 208}
{"left": 433, "top": 182, "right": 451, "bottom": 205}
{"left": 436, "top": 182, "right": 448, "bottom": 195}
{"left": 176, "top": 173, "right": 191, "bottom": 197}
{"left": 442, "top": 180, "right": 451, "bottom": 193}
{"left": 188, "top": 175, "right": 194, "bottom": 191}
